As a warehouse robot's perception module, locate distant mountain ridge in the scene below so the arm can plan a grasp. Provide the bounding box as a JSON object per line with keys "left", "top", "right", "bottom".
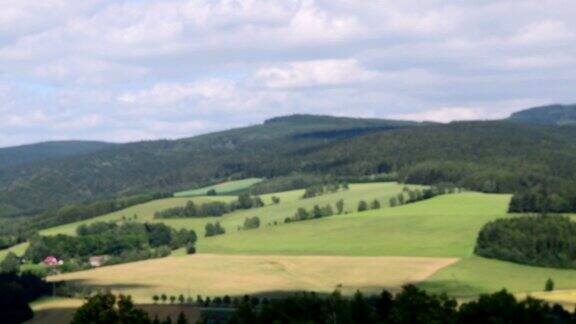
{"left": 507, "top": 104, "right": 576, "bottom": 125}
{"left": 0, "top": 141, "right": 114, "bottom": 168}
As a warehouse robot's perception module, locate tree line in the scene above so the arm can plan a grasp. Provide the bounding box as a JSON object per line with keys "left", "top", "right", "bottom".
{"left": 228, "top": 285, "right": 574, "bottom": 324}
{"left": 154, "top": 193, "right": 264, "bottom": 219}
{"left": 25, "top": 222, "right": 197, "bottom": 269}
{"left": 475, "top": 215, "right": 576, "bottom": 269}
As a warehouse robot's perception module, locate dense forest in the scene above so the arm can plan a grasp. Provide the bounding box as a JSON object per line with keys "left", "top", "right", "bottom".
{"left": 0, "top": 115, "right": 419, "bottom": 219}
{"left": 475, "top": 215, "right": 576, "bottom": 269}
{"left": 3, "top": 107, "right": 576, "bottom": 230}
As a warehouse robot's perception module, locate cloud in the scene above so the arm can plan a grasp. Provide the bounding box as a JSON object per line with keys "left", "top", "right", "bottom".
{"left": 255, "top": 59, "right": 379, "bottom": 88}
{"left": 1, "top": 0, "right": 576, "bottom": 146}
{"left": 391, "top": 107, "right": 485, "bottom": 123}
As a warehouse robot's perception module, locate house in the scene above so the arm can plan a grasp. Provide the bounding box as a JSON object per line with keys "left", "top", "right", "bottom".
{"left": 89, "top": 255, "right": 110, "bottom": 267}
{"left": 43, "top": 256, "right": 60, "bottom": 266}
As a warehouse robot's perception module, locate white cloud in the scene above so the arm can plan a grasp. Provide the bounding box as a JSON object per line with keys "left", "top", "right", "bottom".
{"left": 1, "top": 0, "right": 576, "bottom": 146}
{"left": 391, "top": 107, "right": 485, "bottom": 123}
{"left": 255, "top": 59, "right": 379, "bottom": 88}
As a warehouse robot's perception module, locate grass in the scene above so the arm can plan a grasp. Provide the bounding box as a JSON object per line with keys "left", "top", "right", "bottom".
{"left": 47, "top": 254, "right": 457, "bottom": 303}
{"left": 40, "top": 182, "right": 415, "bottom": 238}
{"left": 198, "top": 192, "right": 511, "bottom": 257}
{"left": 420, "top": 256, "right": 576, "bottom": 299}
{"left": 0, "top": 242, "right": 28, "bottom": 261}
{"left": 174, "top": 178, "right": 262, "bottom": 197}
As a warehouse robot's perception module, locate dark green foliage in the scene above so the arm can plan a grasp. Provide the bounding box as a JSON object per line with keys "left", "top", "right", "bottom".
{"left": 457, "top": 290, "right": 560, "bottom": 324}
{"left": 358, "top": 200, "right": 368, "bottom": 212}
{"left": 475, "top": 215, "right": 576, "bottom": 268}
{"left": 389, "top": 197, "right": 398, "bottom": 207}
{"left": 287, "top": 204, "right": 334, "bottom": 224}
{"left": 0, "top": 115, "right": 415, "bottom": 219}
{"left": 271, "top": 196, "right": 280, "bottom": 204}
{"left": 302, "top": 183, "right": 341, "bottom": 199}
{"left": 230, "top": 285, "right": 570, "bottom": 324}
{"left": 243, "top": 217, "right": 261, "bottom": 230}
{"left": 508, "top": 186, "right": 575, "bottom": 213}
{"left": 205, "top": 222, "right": 225, "bottom": 237}
{"left": 545, "top": 278, "right": 554, "bottom": 292}
{"left": 0, "top": 272, "right": 49, "bottom": 324}
{"left": 154, "top": 201, "right": 229, "bottom": 218}
{"left": 0, "top": 252, "right": 20, "bottom": 274}
{"left": 155, "top": 194, "right": 264, "bottom": 219}
{"left": 370, "top": 200, "right": 381, "bottom": 209}
{"left": 25, "top": 222, "right": 196, "bottom": 264}
{"left": 72, "top": 293, "right": 150, "bottom": 324}
{"left": 336, "top": 199, "right": 345, "bottom": 214}
{"left": 206, "top": 189, "right": 217, "bottom": 196}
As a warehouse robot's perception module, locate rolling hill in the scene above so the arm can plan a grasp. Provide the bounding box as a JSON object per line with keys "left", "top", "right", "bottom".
{"left": 0, "top": 141, "right": 113, "bottom": 168}
{"left": 0, "top": 115, "right": 418, "bottom": 218}
{"left": 508, "top": 104, "right": 576, "bottom": 125}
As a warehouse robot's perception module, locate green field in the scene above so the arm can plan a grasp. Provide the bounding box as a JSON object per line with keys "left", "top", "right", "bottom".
{"left": 198, "top": 192, "right": 510, "bottom": 257}
{"left": 421, "top": 256, "right": 576, "bottom": 298}
{"left": 19, "top": 179, "right": 576, "bottom": 317}
{"left": 174, "top": 178, "right": 262, "bottom": 197}
{"left": 40, "top": 182, "right": 416, "bottom": 238}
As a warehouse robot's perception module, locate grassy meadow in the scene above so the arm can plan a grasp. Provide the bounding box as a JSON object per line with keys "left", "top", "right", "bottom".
{"left": 40, "top": 182, "right": 416, "bottom": 238}
{"left": 198, "top": 192, "right": 511, "bottom": 257}
{"left": 174, "top": 178, "right": 262, "bottom": 197}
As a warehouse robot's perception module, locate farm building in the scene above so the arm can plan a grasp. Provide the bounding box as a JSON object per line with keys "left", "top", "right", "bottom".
{"left": 89, "top": 255, "right": 110, "bottom": 267}
{"left": 43, "top": 256, "right": 63, "bottom": 266}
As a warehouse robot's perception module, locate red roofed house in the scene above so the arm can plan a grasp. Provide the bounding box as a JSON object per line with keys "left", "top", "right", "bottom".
{"left": 43, "top": 256, "right": 60, "bottom": 266}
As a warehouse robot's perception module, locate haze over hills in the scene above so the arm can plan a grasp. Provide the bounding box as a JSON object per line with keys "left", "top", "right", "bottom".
{"left": 1, "top": 104, "right": 576, "bottom": 220}
{"left": 507, "top": 104, "right": 576, "bottom": 125}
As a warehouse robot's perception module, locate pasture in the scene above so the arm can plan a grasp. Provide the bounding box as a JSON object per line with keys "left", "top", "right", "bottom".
{"left": 174, "top": 178, "right": 262, "bottom": 197}
{"left": 198, "top": 192, "right": 511, "bottom": 257}
{"left": 40, "top": 182, "right": 415, "bottom": 238}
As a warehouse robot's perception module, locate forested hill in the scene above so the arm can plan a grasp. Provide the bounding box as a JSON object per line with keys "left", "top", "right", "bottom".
{"left": 507, "top": 104, "right": 576, "bottom": 125}
{"left": 4, "top": 109, "right": 576, "bottom": 220}
{"left": 0, "top": 141, "right": 114, "bottom": 168}
{"left": 0, "top": 115, "right": 418, "bottom": 218}
{"left": 297, "top": 121, "right": 576, "bottom": 193}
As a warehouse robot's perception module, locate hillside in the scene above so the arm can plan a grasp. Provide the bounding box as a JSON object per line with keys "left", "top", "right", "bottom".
{"left": 507, "top": 104, "right": 576, "bottom": 125}
{"left": 4, "top": 108, "right": 576, "bottom": 220}
{"left": 0, "top": 141, "right": 113, "bottom": 168}
{"left": 0, "top": 115, "right": 417, "bottom": 218}
{"left": 296, "top": 121, "right": 576, "bottom": 192}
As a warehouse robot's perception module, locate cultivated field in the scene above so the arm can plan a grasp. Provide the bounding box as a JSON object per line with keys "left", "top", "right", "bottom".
{"left": 48, "top": 254, "right": 458, "bottom": 302}
{"left": 174, "top": 178, "right": 262, "bottom": 197}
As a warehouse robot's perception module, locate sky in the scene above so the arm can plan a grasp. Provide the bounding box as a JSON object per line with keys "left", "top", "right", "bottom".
{"left": 1, "top": 0, "right": 576, "bottom": 147}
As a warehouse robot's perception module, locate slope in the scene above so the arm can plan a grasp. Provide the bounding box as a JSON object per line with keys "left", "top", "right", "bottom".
{"left": 0, "top": 115, "right": 418, "bottom": 218}
{"left": 507, "top": 104, "right": 576, "bottom": 125}
{"left": 197, "top": 192, "right": 511, "bottom": 257}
